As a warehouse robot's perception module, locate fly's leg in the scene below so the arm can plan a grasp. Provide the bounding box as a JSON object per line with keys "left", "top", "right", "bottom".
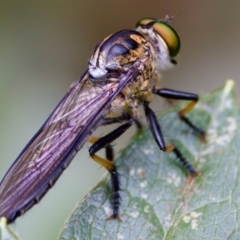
{"left": 89, "top": 136, "right": 115, "bottom": 162}
{"left": 152, "top": 88, "right": 206, "bottom": 142}
{"left": 89, "top": 119, "right": 134, "bottom": 220}
{"left": 144, "top": 102, "right": 199, "bottom": 178}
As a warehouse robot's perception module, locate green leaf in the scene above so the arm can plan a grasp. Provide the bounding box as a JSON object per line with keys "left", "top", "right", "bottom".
{"left": 59, "top": 80, "right": 240, "bottom": 240}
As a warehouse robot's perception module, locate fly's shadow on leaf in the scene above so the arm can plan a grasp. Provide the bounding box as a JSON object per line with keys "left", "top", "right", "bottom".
{"left": 59, "top": 80, "right": 240, "bottom": 240}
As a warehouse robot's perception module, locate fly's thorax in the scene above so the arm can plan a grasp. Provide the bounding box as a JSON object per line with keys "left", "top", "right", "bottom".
{"left": 88, "top": 29, "right": 153, "bottom": 81}
{"left": 105, "top": 62, "right": 154, "bottom": 121}
{"left": 88, "top": 28, "right": 157, "bottom": 121}
{"left": 105, "top": 96, "right": 140, "bottom": 120}
{"left": 121, "top": 67, "right": 153, "bottom": 102}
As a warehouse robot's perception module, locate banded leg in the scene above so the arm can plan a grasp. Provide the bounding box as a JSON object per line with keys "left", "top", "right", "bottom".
{"left": 153, "top": 88, "right": 206, "bottom": 141}
{"left": 88, "top": 136, "right": 115, "bottom": 163}
{"left": 89, "top": 119, "right": 134, "bottom": 220}
{"left": 144, "top": 102, "right": 198, "bottom": 177}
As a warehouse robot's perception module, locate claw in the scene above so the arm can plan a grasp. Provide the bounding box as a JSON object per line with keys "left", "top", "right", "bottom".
{"left": 188, "top": 171, "right": 201, "bottom": 183}
{"left": 200, "top": 132, "right": 207, "bottom": 143}
{"left": 107, "top": 214, "right": 122, "bottom": 222}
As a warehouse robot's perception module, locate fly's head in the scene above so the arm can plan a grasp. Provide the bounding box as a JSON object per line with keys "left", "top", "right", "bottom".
{"left": 135, "top": 17, "right": 180, "bottom": 73}
{"left": 88, "top": 30, "right": 149, "bottom": 83}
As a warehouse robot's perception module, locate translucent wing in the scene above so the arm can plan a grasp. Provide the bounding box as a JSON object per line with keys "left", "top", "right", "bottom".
{"left": 0, "top": 69, "right": 136, "bottom": 223}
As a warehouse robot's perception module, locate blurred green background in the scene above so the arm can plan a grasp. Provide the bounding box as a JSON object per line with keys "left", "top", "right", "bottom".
{"left": 0, "top": 1, "right": 240, "bottom": 239}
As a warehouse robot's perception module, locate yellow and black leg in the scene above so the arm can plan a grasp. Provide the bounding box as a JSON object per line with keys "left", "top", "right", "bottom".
{"left": 88, "top": 136, "right": 115, "bottom": 162}
{"left": 89, "top": 119, "right": 134, "bottom": 220}
{"left": 144, "top": 102, "right": 199, "bottom": 178}
{"left": 152, "top": 88, "right": 206, "bottom": 141}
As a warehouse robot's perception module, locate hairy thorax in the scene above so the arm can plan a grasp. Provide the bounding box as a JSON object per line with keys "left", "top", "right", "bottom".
{"left": 88, "top": 30, "right": 157, "bottom": 120}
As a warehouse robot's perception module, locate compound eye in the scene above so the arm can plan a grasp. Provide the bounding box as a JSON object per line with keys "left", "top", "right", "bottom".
{"left": 152, "top": 21, "right": 180, "bottom": 57}
{"left": 135, "top": 17, "right": 157, "bottom": 28}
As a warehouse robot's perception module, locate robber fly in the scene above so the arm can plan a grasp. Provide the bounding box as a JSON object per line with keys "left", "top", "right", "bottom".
{"left": 0, "top": 17, "right": 205, "bottom": 223}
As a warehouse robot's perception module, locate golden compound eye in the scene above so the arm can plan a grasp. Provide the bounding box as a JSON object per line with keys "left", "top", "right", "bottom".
{"left": 136, "top": 18, "right": 181, "bottom": 58}
{"left": 152, "top": 21, "right": 180, "bottom": 57}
